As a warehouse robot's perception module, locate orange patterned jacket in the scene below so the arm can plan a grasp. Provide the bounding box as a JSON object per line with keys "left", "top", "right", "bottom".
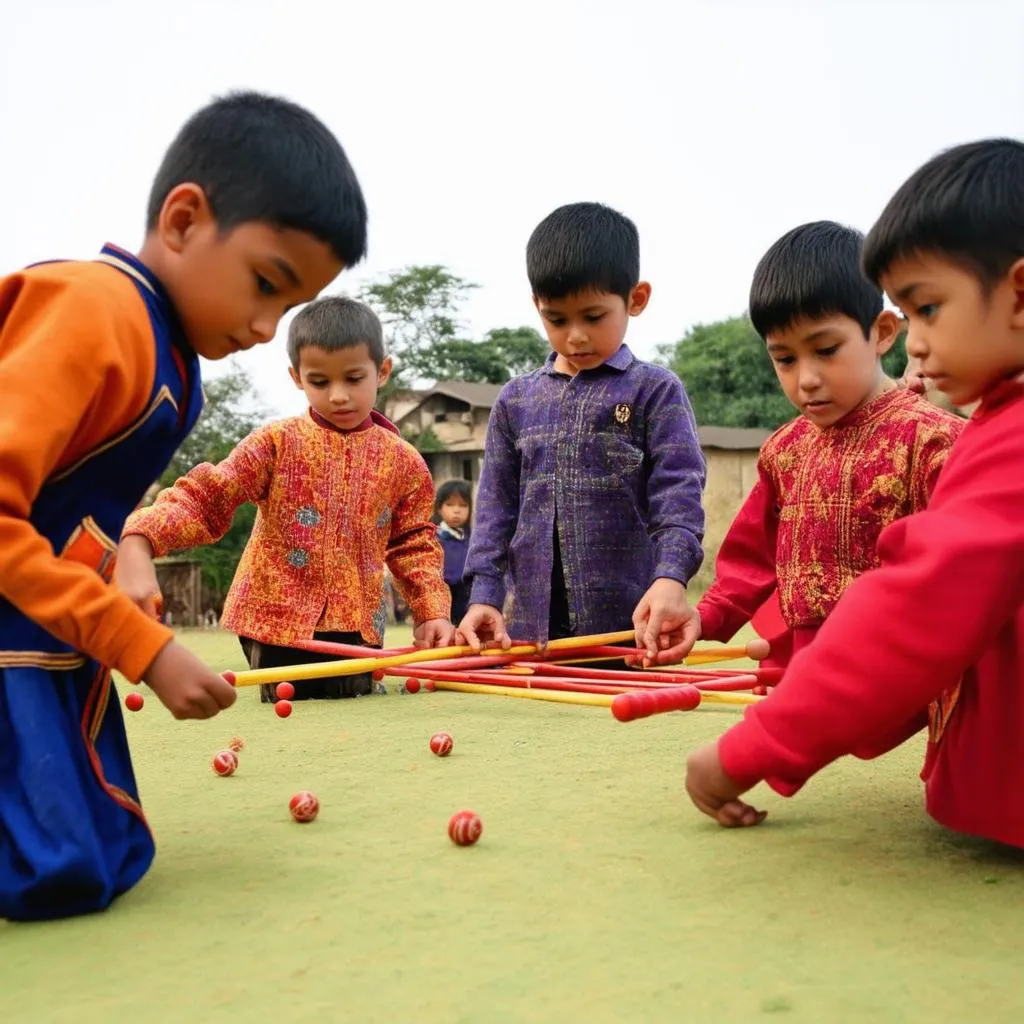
{"left": 699, "top": 387, "right": 965, "bottom": 640}
{"left": 123, "top": 411, "right": 449, "bottom": 646}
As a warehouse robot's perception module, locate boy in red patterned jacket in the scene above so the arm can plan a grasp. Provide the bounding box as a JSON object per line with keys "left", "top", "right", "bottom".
{"left": 119, "top": 297, "right": 453, "bottom": 701}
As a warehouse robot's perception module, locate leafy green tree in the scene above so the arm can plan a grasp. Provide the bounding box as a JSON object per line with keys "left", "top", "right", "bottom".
{"left": 660, "top": 315, "right": 911, "bottom": 429}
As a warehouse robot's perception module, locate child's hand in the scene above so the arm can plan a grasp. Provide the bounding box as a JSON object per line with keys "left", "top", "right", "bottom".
{"left": 142, "top": 640, "right": 238, "bottom": 720}
{"left": 414, "top": 618, "right": 456, "bottom": 648}
{"left": 116, "top": 535, "right": 164, "bottom": 620}
{"left": 632, "top": 578, "right": 700, "bottom": 666}
{"left": 685, "top": 742, "right": 767, "bottom": 828}
{"left": 457, "top": 604, "right": 511, "bottom": 653}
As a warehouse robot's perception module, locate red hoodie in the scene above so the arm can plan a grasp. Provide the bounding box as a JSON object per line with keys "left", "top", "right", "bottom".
{"left": 718, "top": 377, "right": 1024, "bottom": 848}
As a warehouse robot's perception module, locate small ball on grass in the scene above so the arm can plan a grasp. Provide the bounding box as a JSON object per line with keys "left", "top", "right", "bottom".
{"left": 212, "top": 749, "right": 238, "bottom": 777}
{"left": 424, "top": 681, "right": 436, "bottom": 692}
{"left": 372, "top": 669, "right": 385, "bottom": 682}
{"left": 228, "top": 736, "right": 245, "bottom": 753}
{"left": 448, "top": 810, "right": 482, "bottom": 846}
{"left": 289, "top": 791, "right": 320, "bottom": 823}
{"left": 124, "top": 691, "right": 144, "bottom": 712}
{"left": 275, "top": 699, "right": 293, "bottom": 719}
{"left": 276, "top": 681, "right": 296, "bottom": 700}
{"left": 405, "top": 678, "right": 421, "bottom": 694}
{"left": 429, "top": 731, "right": 454, "bottom": 757}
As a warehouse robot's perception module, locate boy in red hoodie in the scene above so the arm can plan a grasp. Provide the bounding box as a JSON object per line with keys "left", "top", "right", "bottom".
{"left": 685, "top": 137, "right": 1024, "bottom": 849}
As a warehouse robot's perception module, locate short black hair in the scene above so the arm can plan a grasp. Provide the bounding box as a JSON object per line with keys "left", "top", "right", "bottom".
{"left": 147, "top": 91, "right": 368, "bottom": 267}
{"left": 527, "top": 202, "right": 640, "bottom": 303}
{"left": 287, "top": 297, "right": 385, "bottom": 370}
{"left": 749, "top": 221, "right": 883, "bottom": 340}
{"left": 862, "top": 138, "right": 1024, "bottom": 289}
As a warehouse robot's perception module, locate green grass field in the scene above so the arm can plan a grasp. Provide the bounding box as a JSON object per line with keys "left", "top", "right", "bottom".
{"left": 2, "top": 627, "right": 1023, "bottom": 1023}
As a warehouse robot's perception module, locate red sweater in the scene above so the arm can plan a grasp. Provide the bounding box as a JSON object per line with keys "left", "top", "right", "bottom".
{"left": 719, "top": 378, "right": 1024, "bottom": 849}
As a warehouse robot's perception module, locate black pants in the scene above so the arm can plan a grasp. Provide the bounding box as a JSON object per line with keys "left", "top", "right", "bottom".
{"left": 238, "top": 631, "right": 380, "bottom": 703}
{"left": 549, "top": 531, "right": 634, "bottom": 672}
{"left": 448, "top": 581, "right": 471, "bottom": 626}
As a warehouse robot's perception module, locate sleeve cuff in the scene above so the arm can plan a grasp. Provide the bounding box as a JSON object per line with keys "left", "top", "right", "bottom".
{"left": 469, "top": 574, "right": 506, "bottom": 611}
{"left": 718, "top": 715, "right": 809, "bottom": 798}
{"left": 695, "top": 600, "right": 729, "bottom": 643}
{"left": 95, "top": 600, "right": 176, "bottom": 682}
{"left": 409, "top": 585, "right": 454, "bottom": 625}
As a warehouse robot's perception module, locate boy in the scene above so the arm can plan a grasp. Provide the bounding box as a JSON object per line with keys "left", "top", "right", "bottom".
{"left": 0, "top": 90, "right": 367, "bottom": 921}
{"left": 118, "top": 298, "right": 454, "bottom": 703}
{"left": 680, "top": 222, "right": 963, "bottom": 671}
{"left": 685, "top": 139, "right": 1024, "bottom": 850}
{"left": 459, "top": 202, "right": 706, "bottom": 664}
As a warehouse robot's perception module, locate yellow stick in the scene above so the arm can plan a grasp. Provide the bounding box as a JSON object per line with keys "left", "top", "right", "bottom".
{"left": 227, "top": 630, "right": 637, "bottom": 688}
{"left": 430, "top": 679, "right": 615, "bottom": 707}
{"left": 696, "top": 690, "right": 762, "bottom": 706}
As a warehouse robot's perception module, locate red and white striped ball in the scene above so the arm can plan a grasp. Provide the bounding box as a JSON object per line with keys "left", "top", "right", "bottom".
{"left": 448, "top": 810, "right": 482, "bottom": 846}
{"left": 289, "top": 790, "right": 320, "bottom": 823}
{"left": 429, "top": 731, "right": 454, "bottom": 757}
{"left": 212, "top": 749, "right": 238, "bottom": 777}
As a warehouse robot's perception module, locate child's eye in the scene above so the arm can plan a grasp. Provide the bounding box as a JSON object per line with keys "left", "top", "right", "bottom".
{"left": 817, "top": 344, "right": 840, "bottom": 358}
{"left": 347, "top": 376, "right": 365, "bottom": 384}
{"left": 917, "top": 303, "right": 939, "bottom": 318}
{"left": 546, "top": 318, "right": 566, "bottom": 327}
{"left": 255, "top": 274, "right": 278, "bottom": 297}
{"left": 773, "top": 355, "right": 795, "bottom": 366}
{"left": 585, "top": 314, "right": 606, "bottom": 323}
{"left": 308, "top": 379, "right": 328, "bottom": 389}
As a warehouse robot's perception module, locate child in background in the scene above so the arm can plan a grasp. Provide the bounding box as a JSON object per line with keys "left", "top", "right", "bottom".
{"left": 460, "top": 202, "right": 706, "bottom": 664}
{"left": 119, "top": 298, "right": 454, "bottom": 703}
{"left": 0, "top": 90, "right": 367, "bottom": 920}
{"left": 678, "top": 221, "right": 963, "bottom": 671}
{"left": 685, "top": 139, "right": 1024, "bottom": 850}
{"left": 434, "top": 479, "right": 473, "bottom": 625}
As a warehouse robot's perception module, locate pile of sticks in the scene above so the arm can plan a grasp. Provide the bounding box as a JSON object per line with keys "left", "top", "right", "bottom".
{"left": 223, "top": 630, "right": 773, "bottom": 722}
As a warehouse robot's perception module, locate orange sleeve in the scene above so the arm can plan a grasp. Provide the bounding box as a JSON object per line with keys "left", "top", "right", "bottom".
{"left": 0, "top": 267, "right": 175, "bottom": 681}
{"left": 122, "top": 426, "right": 275, "bottom": 555}
{"left": 386, "top": 448, "right": 450, "bottom": 623}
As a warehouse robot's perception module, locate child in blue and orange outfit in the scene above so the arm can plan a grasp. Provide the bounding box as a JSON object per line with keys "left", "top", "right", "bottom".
{"left": 459, "top": 202, "right": 707, "bottom": 663}
{"left": 433, "top": 479, "right": 473, "bottom": 625}
{"left": 681, "top": 222, "right": 963, "bottom": 674}
{"left": 119, "top": 298, "right": 454, "bottom": 704}
{"left": 0, "top": 91, "right": 368, "bottom": 921}
{"left": 686, "top": 139, "right": 1024, "bottom": 850}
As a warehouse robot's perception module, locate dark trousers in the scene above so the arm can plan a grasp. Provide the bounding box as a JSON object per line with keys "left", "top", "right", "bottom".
{"left": 448, "top": 581, "right": 471, "bottom": 626}
{"left": 238, "top": 631, "right": 380, "bottom": 703}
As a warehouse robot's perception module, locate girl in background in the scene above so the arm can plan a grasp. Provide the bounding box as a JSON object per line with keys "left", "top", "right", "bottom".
{"left": 434, "top": 480, "right": 473, "bottom": 625}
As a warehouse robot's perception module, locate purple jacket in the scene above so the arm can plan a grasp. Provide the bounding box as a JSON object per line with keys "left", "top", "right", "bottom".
{"left": 466, "top": 345, "right": 706, "bottom": 642}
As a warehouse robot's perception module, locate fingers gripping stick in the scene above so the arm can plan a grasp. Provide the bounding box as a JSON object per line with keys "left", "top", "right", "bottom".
{"left": 611, "top": 684, "right": 702, "bottom": 722}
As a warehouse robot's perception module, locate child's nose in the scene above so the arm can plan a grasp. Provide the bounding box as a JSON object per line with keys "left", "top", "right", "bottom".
{"left": 567, "top": 323, "right": 588, "bottom": 344}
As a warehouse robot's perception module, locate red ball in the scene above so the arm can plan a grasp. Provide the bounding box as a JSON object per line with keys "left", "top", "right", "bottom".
{"left": 276, "top": 681, "right": 296, "bottom": 700}
{"left": 372, "top": 669, "right": 385, "bottom": 682}
{"left": 212, "top": 749, "right": 238, "bottom": 776}
{"left": 289, "top": 790, "right": 320, "bottom": 823}
{"left": 228, "top": 736, "right": 245, "bottom": 753}
{"left": 424, "top": 681, "right": 437, "bottom": 692}
{"left": 124, "top": 691, "right": 144, "bottom": 712}
{"left": 448, "top": 810, "right": 482, "bottom": 846}
{"left": 275, "top": 699, "right": 293, "bottom": 719}
{"left": 429, "top": 731, "right": 454, "bottom": 757}
{"left": 405, "top": 678, "right": 421, "bottom": 694}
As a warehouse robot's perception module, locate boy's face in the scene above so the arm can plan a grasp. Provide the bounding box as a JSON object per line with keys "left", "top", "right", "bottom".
{"left": 290, "top": 343, "right": 392, "bottom": 430}
{"left": 766, "top": 312, "right": 899, "bottom": 429}
{"left": 151, "top": 185, "right": 344, "bottom": 360}
{"left": 439, "top": 495, "right": 470, "bottom": 528}
{"left": 534, "top": 284, "right": 651, "bottom": 376}
{"left": 882, "top": 253, "right": 1024, "bottom": 408}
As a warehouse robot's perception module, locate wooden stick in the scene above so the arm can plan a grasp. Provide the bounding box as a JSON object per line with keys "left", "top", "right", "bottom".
{"left": 224, "top": 630, "right": 638, "bottom": 688}
{"left": 429, "top": 679, "right": 615, "bottom": 708}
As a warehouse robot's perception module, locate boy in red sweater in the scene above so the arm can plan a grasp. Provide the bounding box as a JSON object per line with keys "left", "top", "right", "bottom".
{"left": 685, "top": 138, "right": 1024, "bottom": 849}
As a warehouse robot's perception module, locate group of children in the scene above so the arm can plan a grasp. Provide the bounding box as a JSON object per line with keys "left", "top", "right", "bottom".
{"left": 0, "top": 86, "right": 1020, "bottom": 924}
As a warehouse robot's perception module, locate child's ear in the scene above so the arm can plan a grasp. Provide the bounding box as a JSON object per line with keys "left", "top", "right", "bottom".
{"left": 1007, "top": 257, "right": 1024, "bottom": 328}
{"left": 157, "top": 184, "right": 213, "bottom": 253}
{"left": 288, "top": 366, "right": 303, "bottom": 389}
{"left": 377, "top": 356, "right": 394, "bottom": 388}
{"left": 872, "top": 309, "right": 901, "bottom": 356}
{"left": 628, "top": 282, "right": 652, "bottom": 317}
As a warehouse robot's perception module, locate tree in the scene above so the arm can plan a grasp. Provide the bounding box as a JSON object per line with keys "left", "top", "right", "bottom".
{"left": 660, "top": 315, "right": 912, "bottom": 430}
{"left": 157, "top": 363, "right": 270, "bottom": 602}
{"left": 360, "top": 265, "right": 550, "bottom": 389}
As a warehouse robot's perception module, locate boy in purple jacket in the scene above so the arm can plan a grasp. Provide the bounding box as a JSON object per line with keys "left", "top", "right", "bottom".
{"left": 460, "top": 202, "right": 707, "bottom": 663}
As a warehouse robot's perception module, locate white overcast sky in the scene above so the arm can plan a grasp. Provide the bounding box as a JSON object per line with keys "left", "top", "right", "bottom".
{"left": 2, "top": 0, "right": 1022, "bottom": 417}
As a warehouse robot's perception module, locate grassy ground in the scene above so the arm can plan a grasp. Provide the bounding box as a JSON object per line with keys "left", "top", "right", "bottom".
{"left": 2, "top": 627, "right": 1023, "bottom": 1023}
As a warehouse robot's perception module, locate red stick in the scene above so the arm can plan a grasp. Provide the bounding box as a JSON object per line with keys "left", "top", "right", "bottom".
{"left": 293, "top": 638, "right": 415, "bottom": 658}
{"left": 611, "top": 685, "right": 702, "bottom": 722}
{"left": 522, "top": 661, "right": 781, "bottom": 690}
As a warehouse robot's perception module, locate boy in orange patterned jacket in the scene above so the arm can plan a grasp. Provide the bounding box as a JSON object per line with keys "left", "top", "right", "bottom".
{"left": 666, "top": 221, "right": 964, "bottom": 672}
{"left": 118, "top": 297, "right": 453, "bottom": 701}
